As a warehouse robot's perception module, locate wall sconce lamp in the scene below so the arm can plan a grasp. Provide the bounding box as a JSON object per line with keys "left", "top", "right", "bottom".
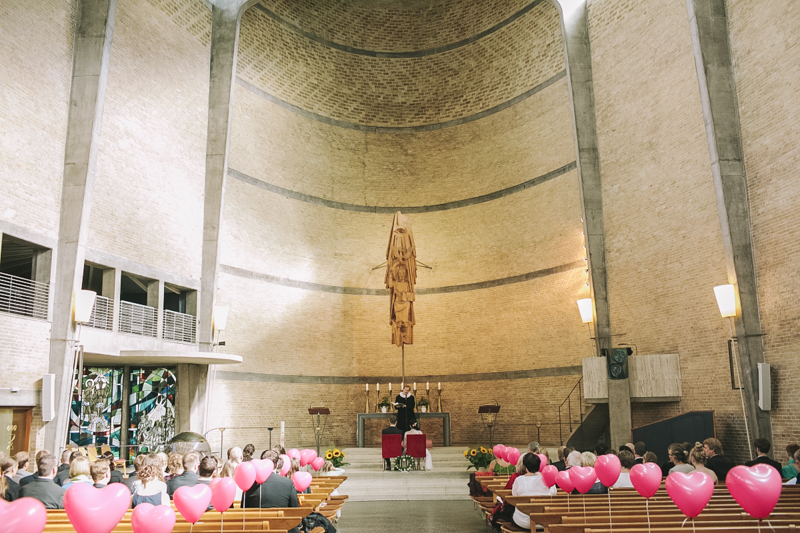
{"left": 577, "top": 298, "right": 595, "bottom": 356}
{"left": 212, "top": 306, "right": 229, "bottom": 348}
{"left": 713, "top": 283, "right": 752, "bottom": 460}
{"left": 73, "top": 290, "right": 97, "bottom": 325}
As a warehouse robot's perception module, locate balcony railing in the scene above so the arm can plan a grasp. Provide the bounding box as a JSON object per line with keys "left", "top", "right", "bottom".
{"left": 86, "top": 295, "right": 113, "bottom": 330}
{"left": 0, "top": 272, "right": 49, "bottom": 320}
{"left": 118, "top": 301, "right": 157, "bottom": 338}
{"left": 163, "top": 309, "right": 197, "bottom": 343}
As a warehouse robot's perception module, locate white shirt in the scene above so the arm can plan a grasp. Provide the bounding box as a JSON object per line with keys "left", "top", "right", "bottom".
{"left": 613, "top": 472, "right": 633, "bottom": 488}
{"left": 512, "top": 474, "right": 556, "bottom": 528}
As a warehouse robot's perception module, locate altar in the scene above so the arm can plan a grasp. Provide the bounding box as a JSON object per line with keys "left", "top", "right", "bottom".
{"left": 356, "top": 412, "right": 451, "bottom": 448}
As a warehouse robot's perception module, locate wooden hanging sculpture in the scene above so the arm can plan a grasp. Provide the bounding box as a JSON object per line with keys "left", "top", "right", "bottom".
{"left": 385, "top": 212, "right": 417, "bottom": 347}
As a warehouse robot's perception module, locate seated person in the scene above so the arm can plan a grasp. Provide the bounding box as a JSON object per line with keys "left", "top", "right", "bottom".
{"left": 668, "top": 443, "right": 693, "bottom": 474}
{"left": 19, "top": 450, "right": 51, "bottom": 488}
{"left": 512, "top": 454, "right": 556, "bottom": 530}
{"left": 19, "top": 454, "right": 65, "bottom": 509}
{"left": 578, "top": 452, "right": 607, "bottom": 494}
{"left": 123, "top": 454, "right": 146, "bottom": 492}
{"left": 783, "top": 444, "right": 800, "bottom": 479}
{"left": 613, "top": 450, "right": 635, "bottom": 488}
{"left": 90, "top": 460, "right": 111, "bottom": 488}
{"left": 552, "top": 447, "right": 568, "bottom": 471}
{"left": 132, "top": 455, "right": 169, "bottom": 507}
{"left": 703, "top": 438, "right": 735, "bottom": 482}
{"left": 566, "top": 450, "right": 582, "bottom": 469}
{"left": 54, "top": 451, "right": 79, "bottom": 486}
{"left": 221, "top": 460, "right": 243, "bottom": 501}
{"left": 12, "top": 452, "right": 31, "bottom": 483}
{"left": 101, "top": 451, "right": 123, "bottom": 484}
{"left": 402, "top": 422, "right": 432, "bottom": 470}
{"left": 167, "top": 452, "right": 200, "bottom": 497}
{"left": 62, "top": 456, "right": 93, "bottom": 490}
{"left": 284, "top": 457, "right": 309, "bottom": 493}
{"left": 690, "top": 442, "right": 718, "bottom": 484}
{"left": 1, "top": 455, "right": 20, "bottom": 501}
{"left": 167, "top": 452, "right": 183, "bottom": 481}
{"left": 745, "top": 438, "right": 782, "bottom": 474}
{"left": 643, "top": 451, "right": 658, "bottom": 464}
{"left": 197, "top": 456, "right": 217, "bottom": 485}
{"left": 242, "top": 451, "right": 298, "bottom": 509}
{"left": 382, "top": 416, "right": 403, "bottom": 471}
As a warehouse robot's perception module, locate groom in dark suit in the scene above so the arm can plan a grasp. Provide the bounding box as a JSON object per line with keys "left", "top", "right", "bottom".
{"left": 382, "top": 416, "right": 404, "bottom": 470}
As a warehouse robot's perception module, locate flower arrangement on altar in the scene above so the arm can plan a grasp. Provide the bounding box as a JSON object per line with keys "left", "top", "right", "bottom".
{"left": 378, "top": 396, "right": 391, "bottom": 412}
{"left": 394, "top": 455, "right": 414, "bottom": 472}
{"left": 464, "top": 446, "right": 493, "bottom": 470}
{"left": 325, "top": 448, "right": 349, "bottom": 468}
{"left": 417, "top": 397, "right": 430, "bottom": 412}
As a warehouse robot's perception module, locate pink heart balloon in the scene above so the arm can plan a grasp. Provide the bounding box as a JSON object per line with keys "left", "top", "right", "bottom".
{"left": 280, "top": 454, "right": 292, "bottom": 475}
{"left": 569, "top": 465, "right": 597, "bottom": 494}
{"left": 306, "top": 449, "right": 317, "bottom": 463}
{"left": 630, "top": 462, "right": 662, "bottom": 499}
{"left": 64, "top": 483, "right": 130, "bottom": 533}
{"left": 505, "top": 447, "right": 521, "bottom": 466}
{"left": 665, "top": 471, "right": 714, "bottom": 518}
{"left": 726, "top": 464, "right": 782, "bottom": 519}
{"left": 292, "top": 471, "right": 313, "bottom": 492}
{"left": 493, "top": 444, "right": 507, "bottom": 461}
{"left": 174, "top": 484, "right": 212, "bottom": 524}
{"left": 252, "top": 459, "right": 274, "bottom": 484}
{"left": 536, "top": 453, "right": 549, "bottom": 471}
{"left": 595, "top": 454, "right": 621, "bottom": 487}
{"left": 287, "top": 448, "right": 301, "bottom": 460}
{"left": 311, "top": 456, "right": 325, "bottom": 471}
{"left": 234, "top": 461, "right": 256, "bottom": 491}
{"left": 209, "top": 477, "right": 237, "bottom": 513}
{"left": 0, "top": 497, "right": 47, "bottom": 533}
{"left": 556, "top": 470, "right": 575, "bottom": 493}
{"left": 542, "top": 465, "right": 558, "bottom": 488}
{"left": 299, "top": 449, "right": 312, "bottom": 467}
{"left": 130, "top": 503, "right": 176, "bottom": 533}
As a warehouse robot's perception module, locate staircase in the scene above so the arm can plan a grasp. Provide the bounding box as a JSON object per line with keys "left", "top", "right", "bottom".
{"left": 335, "top": 447, "right": 476, "bottom": 501}
{"left": 559, "top": 377, "right": 610, "bottom": 451}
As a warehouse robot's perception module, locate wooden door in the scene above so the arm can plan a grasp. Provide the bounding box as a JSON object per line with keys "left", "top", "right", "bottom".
{"left": 0, "top": 408, "right": 32, "bottom": 455}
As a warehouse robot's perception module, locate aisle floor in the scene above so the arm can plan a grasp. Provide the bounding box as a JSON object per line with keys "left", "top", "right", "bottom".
{"left": 334, "top": 500, "right": 484, "bottom": 532}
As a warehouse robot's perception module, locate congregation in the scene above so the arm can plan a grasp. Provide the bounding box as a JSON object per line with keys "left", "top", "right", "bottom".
{"left": 479, "top": 437, "right": 799, "bottom": 531}
{"left": 0, "top": 443, "right": 342, "bottom": 512}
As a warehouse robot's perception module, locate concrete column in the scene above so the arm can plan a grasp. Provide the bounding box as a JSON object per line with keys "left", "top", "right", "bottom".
{"left": 147, "top": 279, "right": 164, "bottom": 339}
{"left": 686, "top": 0, "right": 772, "bottom": 444}
{"left": 44, "top": 0, "right": 117, "bottom": 453}
{"left": 175, "top": 364, "right": 209, "bottom": 434}
{"left": 551, "top": 0, "right": 629, "bottom": 447}
{"left": 102, "top": 268, "right": 120, "bottom": 331}
{"left": 120, "top": 364, "right": 130, "bottom": 457}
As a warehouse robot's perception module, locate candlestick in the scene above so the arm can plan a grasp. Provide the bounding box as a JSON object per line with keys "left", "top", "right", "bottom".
{"left": 436, "top": 389, "right": 443, "bottom": 413}
{"left": 364, "top": 389, "right": 370, "bottom": 414}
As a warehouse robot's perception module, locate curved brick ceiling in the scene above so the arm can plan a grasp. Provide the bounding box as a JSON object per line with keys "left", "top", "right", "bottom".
{"left": 237, "top": 0, "right": 564, "bottom": 127}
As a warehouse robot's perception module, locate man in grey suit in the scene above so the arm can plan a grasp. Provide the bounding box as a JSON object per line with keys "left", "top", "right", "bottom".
{"left": 19, "top": 454, "right": 65, "bottom": 509}
{"left": 242, "top": 451, "right": 299, "bottom": 509}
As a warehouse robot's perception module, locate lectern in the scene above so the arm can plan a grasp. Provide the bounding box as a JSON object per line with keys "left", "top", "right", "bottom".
{"left": 308, "top": 407, "right": 330, "bottom": 455}
{"left": 478, "top": 404, "right": 501, "bottom": 447}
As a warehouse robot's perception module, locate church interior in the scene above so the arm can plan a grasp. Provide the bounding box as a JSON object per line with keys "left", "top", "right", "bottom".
{"left": 1, "top": 0, "right": 799, "bottom": 529}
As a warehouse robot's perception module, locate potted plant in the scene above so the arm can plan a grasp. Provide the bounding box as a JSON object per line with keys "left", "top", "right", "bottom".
{"left": 464, "top": 446, "right": 493, "bottom": 471}
{"left": 417, "top": 397, "right": 430, "bottom": 413}
{"left": 378, "top": 396, "right": 391, "bottom": 413}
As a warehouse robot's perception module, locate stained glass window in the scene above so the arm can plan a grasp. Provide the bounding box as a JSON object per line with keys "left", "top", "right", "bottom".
{"left": 69, "top": 367, "right": 123, "bottom": 453}
{"left": 129, "top": 368, "right": 177, "bottom": 454}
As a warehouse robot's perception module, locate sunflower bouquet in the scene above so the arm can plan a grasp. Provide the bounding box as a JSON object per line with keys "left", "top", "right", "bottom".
{"left": 324, "top": 447, "right": 349, "bottom": 468}
{"left": 464, "top": 446, "right": 493, "bottom": 470}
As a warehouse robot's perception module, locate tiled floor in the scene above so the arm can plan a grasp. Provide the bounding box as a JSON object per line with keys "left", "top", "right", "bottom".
{"left": 334, "top": 500, "right": 485, "bottom": 532}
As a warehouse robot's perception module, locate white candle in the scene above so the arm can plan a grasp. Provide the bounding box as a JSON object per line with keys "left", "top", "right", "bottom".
{"left": 413, "top": 382, "right": 417, "bottom": 391}
{"left": 426, "top": 382, "right": 430, "bottom": 390}
{"left": 438, "top": 382, "right": 441, "bottom": 390}
{"left": 366, "top": 383, "right": 369, "bottom": 391}
{"left": 280, "top": 421, "right": 285, "bottom": 447}
{"left": 376, "top": 383, "right": 380, "bottom": 391}
{"left": 389, "top": 382, "right": 392, "bottom": 391}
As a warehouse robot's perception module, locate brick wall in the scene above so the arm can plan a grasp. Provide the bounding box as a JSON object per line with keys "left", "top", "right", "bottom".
{"left": 727, "top": 0, "right": 800, "bottom": 460}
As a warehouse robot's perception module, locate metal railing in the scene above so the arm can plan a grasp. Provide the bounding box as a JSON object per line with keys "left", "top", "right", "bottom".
{"left": 86, "top": 295, "right": 113, "bottom": 330}
{"left": 118, "top": 300, "right": 157, "bottom": 337}
{"left": 0, "top": 272, "right": 49, "bottom": 320}
{"left": 558, "top": 377, "right": 583, "bottom": 445}
{"left": 163, "top": 309, "right": 197, "bottom": 343}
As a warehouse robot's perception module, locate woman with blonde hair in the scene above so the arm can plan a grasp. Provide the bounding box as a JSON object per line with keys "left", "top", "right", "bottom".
{"left": 220, "top": 460, "right": 243, "bottom": 500}
{"left": 62, "top": 456, "right": 92, "bottom": 490}
{"left": 132, "top": 454, "right": 169, "bottom": 507}
{"left": 167, "top": 452, "right": 183, "bottom": 479}
{"left": 579, "top": 452, "right": 607, "bottom": 494}
{"left": 689, "top": 442, "right": 718, "bottom": 484}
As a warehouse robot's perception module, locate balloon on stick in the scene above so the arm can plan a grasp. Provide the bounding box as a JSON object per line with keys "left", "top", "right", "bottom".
{"left": 173, "top": 484, "right": 212, "bottom": 524}
{"left": 726, "top": 464, "right": 782, "bottom": 520}
{"left": 0, "top": 497, "right": 48, "bottom": 533}
{"left": 64, "top": 483, "right": 131, "bottom": 533}
{"left": 130, "top": 503, "right": 176, "bottom": 533}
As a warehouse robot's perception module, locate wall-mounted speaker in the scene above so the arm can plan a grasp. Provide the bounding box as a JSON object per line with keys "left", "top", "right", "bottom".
{"left": 758, "top": 363, "right": 771, "bottom": 411}
{"left": 42, "top": 374, "right": 55, "bottom": 422}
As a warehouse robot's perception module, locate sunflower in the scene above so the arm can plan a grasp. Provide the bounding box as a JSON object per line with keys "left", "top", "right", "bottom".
{"left": 463, "top": 449, "right": 469, "bottom": 457}
{"left": 470, "top": 449, "right": 477, "bottom": 456}
{"left": 341, "top": 452, "right": 346, "bottom": 458}
{"left": 325, "top": 451, "right": 333, "bottom": 460}
{"left": 333, "top": 449, "right": 341, "bottom": 458}
{"left": 480, "top": 447, "right": 487, "bottom": 454}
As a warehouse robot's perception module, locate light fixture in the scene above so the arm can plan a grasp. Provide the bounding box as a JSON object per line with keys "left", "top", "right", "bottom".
{"left": 212, "top": 306, "right": 229, "bottom": 332}
{"left": 713, "top": 284, "right": 737, "bottom": 318}
{"left": 577, "top": 298, "right": 593, "bottom": 324}
{"left": 73, "top": 290, "right": 97, "bottom": 324}
{"left": 713, "top": 284, "right": 752, "bottom": 460}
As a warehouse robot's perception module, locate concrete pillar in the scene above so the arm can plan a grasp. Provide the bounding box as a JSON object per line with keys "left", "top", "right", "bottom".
{"left": 147, "top": 279, "right": 164, "bottom": 339}
{"left": 551, "top": 0, "right": 629, "bottom": 448}
{"left": 102, "top": 267, "right": 121, "bottom": 331}
{"left": 44, "top": 0, "right": 117, "bottom": 453}
{"left": 176, "top": 364, "right": 209, "bottom": 435}
{"left": 686, "top": 0, "right": 772, "bottom": 445}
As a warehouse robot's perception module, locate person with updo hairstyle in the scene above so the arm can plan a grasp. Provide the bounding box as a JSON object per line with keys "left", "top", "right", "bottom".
{"left": 689, "top": 442, "right": 718, "bottom": 483}
{"left": 511, "top": 454, "right": 555, "bottom": 529}
{"left": 132, "top": 454, "right": 169, "bottom": 507}
{"left": 668, "top": 443, "right": 694, "bottom": 474}
{"left": 167, "top": 452, "right": 183, "bottom": 480}
{"left": 242, "top": 444, "right": 256, "bottom": 462}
